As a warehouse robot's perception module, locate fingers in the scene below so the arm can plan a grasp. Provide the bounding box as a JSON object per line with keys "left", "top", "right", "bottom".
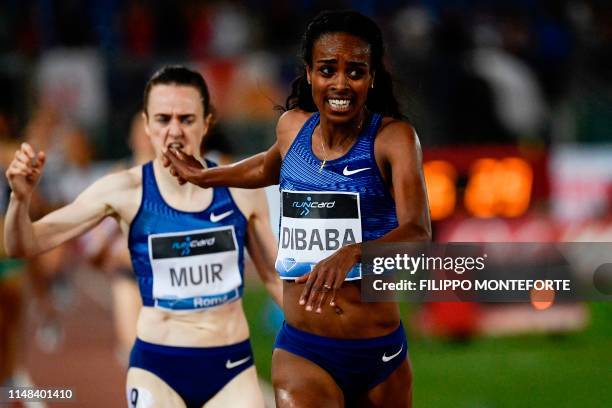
{"left": 21, "top": 142, "right": 35, "bottom": 159}
{"left": 171, "top": 147, "right": 184, "bottom": 160}
{"left": 298, "top": 272, "right": 314, "bottom": 305}
{"left": 295, "top": 273, "right": 309, "bottom": 284}
{"left": 8, "top": 159, "right": 32, "bottom": 176}
{"left": 11, "top": 150, "right": 35, "bottom": 175}
{"left": 314, "top": 281, "right": 334, "bottom": 313}
{"left": 163, "top": 148, "right": 181, "bottom": 167}
{"left": 298, "top": 259, "right": 347, "bottom": 312}
{"left": 13, "top": 144, "right": 45, "bottom": 169}
{"left": 329, "top": 289, "right": 337, "bottom": 307}
{"left": 161, "top": 154, "right": 170, "bottom": 167}
{"left": 15, "top": 149, "right": 31, "bottom": 165}
{"left": 329, "top": 274, "right": 344, "bottom": 306}
{"left": 304, "top": 272, "right": 328, "bottom": 312}
{"left": 164, "top": 149, "right": 190, "bottom": 177}
{"left": 36, "top": 151, "right": 46, "bottom": 168}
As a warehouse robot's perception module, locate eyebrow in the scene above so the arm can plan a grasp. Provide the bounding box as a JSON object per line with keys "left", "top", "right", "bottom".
{"left": 315, "top": 58, "right": 369, "bottom": 67}
{"left": 315, "top": 58, "right": 368, "bottom": 67}
{"left": 153, "top": 113, "right": 196, "bottom": 118}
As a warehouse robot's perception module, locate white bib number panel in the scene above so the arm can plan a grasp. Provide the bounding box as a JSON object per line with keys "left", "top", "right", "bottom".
{"left": 148, "top": 226, "right": 241, "bottom": 310}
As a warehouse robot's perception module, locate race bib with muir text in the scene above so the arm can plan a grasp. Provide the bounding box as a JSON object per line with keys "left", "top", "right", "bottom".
{"left": 276, "top": 190, "right": 363, "bottom": 280}
{"left": 148, "top": 226, "right": 242, "bottom": 310}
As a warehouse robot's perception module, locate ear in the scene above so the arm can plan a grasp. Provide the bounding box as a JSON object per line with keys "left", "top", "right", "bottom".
{"left": 370, "top": 71, "right": 376, "bottom": 89}
{"left": 202, "top": 113, "right": 213, "bottom": 137}
{"left": 306, "top": 65, "right": 312, "bottom": 85}
{"left": 142, "top": 111, "right": 151, "bottom": 136}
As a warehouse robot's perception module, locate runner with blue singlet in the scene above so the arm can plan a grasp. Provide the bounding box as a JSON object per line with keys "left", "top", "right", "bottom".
{"left": 163, "top": 11, "right": 431, "bottom": 408}
{"left": 4, "top": 66, "right": 281, "bottom": 408}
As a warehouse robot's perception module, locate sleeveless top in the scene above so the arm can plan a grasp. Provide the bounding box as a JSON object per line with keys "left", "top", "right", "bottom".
{"left": 129, "top": 160, "right": 247, "bottom": 311}
{"left": 276, "top": 112, "right": 398, "bottom": 280}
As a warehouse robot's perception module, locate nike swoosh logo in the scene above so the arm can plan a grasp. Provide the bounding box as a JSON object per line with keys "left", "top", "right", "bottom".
{"left": 225, "top": 356, "right": 251, "bottom": 369}
{"left": 382, "top": 345, "right": 403, "bottom": 362}
{"left": 210, "top": 210, "right": 234, "bottom": 223}
{"left": 343, "top": 166, "right": 371, "bottom": 176}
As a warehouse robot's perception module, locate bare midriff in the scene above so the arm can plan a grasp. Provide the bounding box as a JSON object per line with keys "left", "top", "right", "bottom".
{"left": 283, "top": 280, "right": 400, "bottom": 339}
{"left": 136, "top": 299, "right": 250, "bottom": 347}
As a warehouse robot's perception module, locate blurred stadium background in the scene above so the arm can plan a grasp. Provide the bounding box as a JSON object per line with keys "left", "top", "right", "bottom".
{"left": 0, "top": 1, "right": 611, "bottom": 407}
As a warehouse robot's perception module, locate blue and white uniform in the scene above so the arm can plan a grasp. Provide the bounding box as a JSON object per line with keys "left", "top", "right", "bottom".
{"left": 128, "top": 160, "right": 254, "bottom": 407}
{"left": 275, "top": 112, "right": 398, "bottom": 280}
{"left": 274, "top": 112, "right": 408, "bottom": 400}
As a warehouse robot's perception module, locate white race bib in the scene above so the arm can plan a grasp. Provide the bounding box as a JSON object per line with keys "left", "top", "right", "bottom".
{"left": 148, "top": 226, "right": 241, "bottom": 310}
{"left": 276, "top": 190, "right": 362, "bottom": 280}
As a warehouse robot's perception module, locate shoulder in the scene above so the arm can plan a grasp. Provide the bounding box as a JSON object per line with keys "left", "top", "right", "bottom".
{"left": 103, "top": 165, "right": 143, "bottom": 190}
{"left": 276, "top": 109, "right": 314, "bottom": 151}
{"left": 277, "top": 109, "right": 312, "bottom": 132}
{"left": 227, "top": 186, "right": 269, "bottom": 220}
{"left": 377, "top": 117, "right": 418, "bottom": 144}
{"left": 77, "top": 165, "right": 143, "bottom": 202}
{"left": 376, "top": 117, "right": 421, "bottom": 155}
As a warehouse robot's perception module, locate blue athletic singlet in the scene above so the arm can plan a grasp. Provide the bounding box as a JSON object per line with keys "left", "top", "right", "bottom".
{"left": 129, "top": 160, "right": 247, "bottom": 311}
{"left": 276, "top": 112, "right": 398, "bottom": 280}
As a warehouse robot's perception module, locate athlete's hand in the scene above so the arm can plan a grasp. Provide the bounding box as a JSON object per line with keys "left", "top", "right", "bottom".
{"left": 296, "top": 244, "right": 360, "bottom": 313}
{"left": 162, "top": 148, "right": 208, "bottom": 187}
{"left": 5, "top": 142, "right": 46, "bottom": 201}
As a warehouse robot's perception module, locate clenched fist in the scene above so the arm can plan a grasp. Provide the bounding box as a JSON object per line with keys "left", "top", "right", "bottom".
{"left": 5, "top": 142, "right": 46, "bottom": 201}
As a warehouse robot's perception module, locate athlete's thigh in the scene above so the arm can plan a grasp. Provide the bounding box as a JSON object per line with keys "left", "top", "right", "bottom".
{"left": 126, "top": 367, "right": 185, "bottom": 408}
{"left": 203, "top": 366, "right": 265, "bottom": 408}
{"left": 359, "top": 358, "right": 412, "bottom": 408}
{"left": 272, "top": 348, "right": 344, "bottom": 408}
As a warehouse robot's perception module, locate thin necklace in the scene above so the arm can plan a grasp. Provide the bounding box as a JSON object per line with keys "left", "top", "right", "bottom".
{"left": 317, "top": 112, "right": 367, "bottom": 172}
{"left": 319, "top": 135, "right": 327, "bottom": 172}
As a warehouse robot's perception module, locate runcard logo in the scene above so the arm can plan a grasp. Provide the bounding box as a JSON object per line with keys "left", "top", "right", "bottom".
{"left": 291, "top": 196, "right": 336, "bottom": 217}
{"left": 171, "top": 236, "right": 216, "bottom": 256}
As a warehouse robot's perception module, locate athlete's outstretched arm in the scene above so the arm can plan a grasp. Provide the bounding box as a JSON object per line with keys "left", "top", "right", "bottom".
{"left": 297, "top": 121, "right": 431, "bottom": 312}
{"left": 243, "top": 189, "right": 283, "bottom": 307}
{"left": 4, "top": 143, "right": 121, "bottom": 258}
{"left": 163, "top": 145, "right": 282, "bottom": 189}
{"left": 163, "top": 109, "right": 308, "bottom": 189}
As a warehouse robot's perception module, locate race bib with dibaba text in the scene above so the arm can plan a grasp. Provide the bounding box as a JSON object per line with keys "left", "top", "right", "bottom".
{"left": 148, "top": 226, "right": 241, "bottom": 310}
{"left": 276, "top": 190, "right": 362, "bottom": 280}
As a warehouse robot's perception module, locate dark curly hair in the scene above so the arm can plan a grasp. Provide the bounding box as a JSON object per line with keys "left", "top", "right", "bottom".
{"left": 284, "top": 10, "right": 404, "bottom": 119}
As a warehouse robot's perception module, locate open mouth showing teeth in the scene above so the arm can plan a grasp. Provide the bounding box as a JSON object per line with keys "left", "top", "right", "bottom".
{"left": 327, "top": 99, "right": 351, "bottom": 112}
{"left": 168, "top": 142, "right": 183, "bottom": 150}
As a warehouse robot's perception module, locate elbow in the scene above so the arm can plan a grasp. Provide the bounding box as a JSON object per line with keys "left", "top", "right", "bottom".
{"left": 266, "top": 275, "right": 283, "bottom": 294}
{"left": 254, "top": 167, "right": 276, "bottom": 188}
{"left": 419, "top": 224, "right": 432, "bottom": 242}
{"left": 402, "top": 222, "right": 432, "bottom": 242}
{"left": 264, "top": 273, "right": 282, "bottom": 287}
